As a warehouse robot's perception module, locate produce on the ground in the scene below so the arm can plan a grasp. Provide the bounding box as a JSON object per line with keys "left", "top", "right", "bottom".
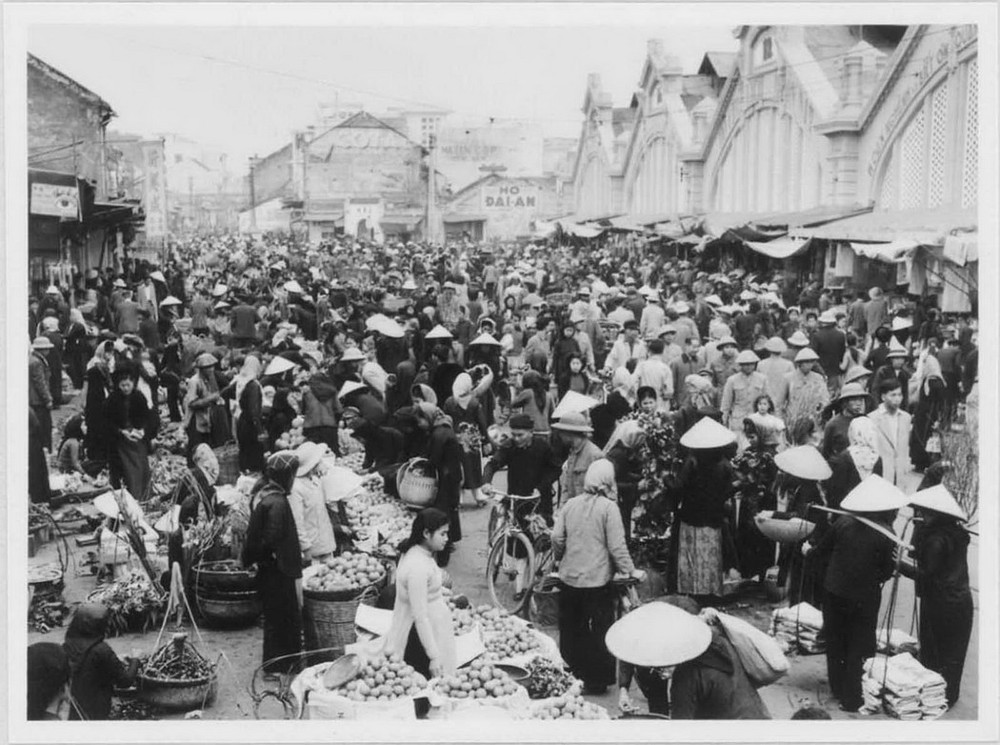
{"left": 29, "top": 503, "right": 51, "bottom": 532}
{"left": 483, "top": 622, "right": 540, "bottom": 659}
{"left": 110, "top": 699, "right": 162, "bottom": 720}
{"left": 151, "top": 455, "right": 189, "bottom": 499}
{"left": 305, "top": 552, "right": 386, "bottom": 594}
{"left": 88, "top": 572, "right": 167, "bottom": 636}
{"left": 335, "top": 652, "right": 426, "bottom": 702}
{"left": 529, "top": 693, "right": 609, "bottom": 720}
{"left": 141, "top": 633, "right": 216, "bottom": 682}
{"left": 523, "top": 656, "right": 577, "bottom": 700}
{"left": 434, "top": 657, "right": 520, "bottom": 700}
{"left": 29, "top": 598, "right": 68, "bottom": 634}
{"left": 152, "top": 424, "right": 188, "bottom": 456}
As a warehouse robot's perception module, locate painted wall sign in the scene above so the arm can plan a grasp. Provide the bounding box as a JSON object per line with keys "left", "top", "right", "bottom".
{"left": 482, "top": 183, "right": 539, "bottom": 209}
{"left": 30, "top": 182, "right": 79, "bottom": 218}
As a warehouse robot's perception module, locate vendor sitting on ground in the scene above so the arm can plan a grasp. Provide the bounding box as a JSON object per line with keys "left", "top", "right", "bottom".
{"left": 62, "top": 603, "right": 140, "bottom": 720}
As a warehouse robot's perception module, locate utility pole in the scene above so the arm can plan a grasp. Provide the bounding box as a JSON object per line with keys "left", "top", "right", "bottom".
{"left": 425, "top": 134, "right": 443, "bottom": 244}
{"left": 248, "top": 155, "right": 258, "bottom": 231}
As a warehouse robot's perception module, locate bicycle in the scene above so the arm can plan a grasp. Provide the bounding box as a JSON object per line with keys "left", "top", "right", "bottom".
{"left": 484, "top": 489, "right": 551, "bottom": 616}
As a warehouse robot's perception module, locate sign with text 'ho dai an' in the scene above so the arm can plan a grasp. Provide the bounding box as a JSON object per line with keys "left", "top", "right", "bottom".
{"left": 481, "top": 182, "right": 539, "bottom": 210}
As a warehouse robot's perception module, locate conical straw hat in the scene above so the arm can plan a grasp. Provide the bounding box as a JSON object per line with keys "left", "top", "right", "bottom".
{"left": 774, "top": 445, "right": 832, "bottom": 481}
{"left": 840, "top": 474, "right": 909, "bottom": 512}
{"left": 679, "top": 417, "right": 736, "bottom": 449}
{"left": 909, "top": 484, "right": 967, "bottom": 521}
{"left": 605, "top": 602, "right": 711, "bottom": 667}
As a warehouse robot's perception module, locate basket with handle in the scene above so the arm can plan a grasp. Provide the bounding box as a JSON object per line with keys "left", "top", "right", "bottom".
{"left": 213, "top": 443, "right": 241, "bottom": 486}
{"left": 395, "top": 458, "right": 438, "bottom": 510}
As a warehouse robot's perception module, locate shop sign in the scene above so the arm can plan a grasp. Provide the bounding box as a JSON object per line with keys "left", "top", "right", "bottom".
{"left": 141, "top": 140, "right": 169, "bottom": 237}
{"left": 482, "top": 183, "right": 538, "bottom": 210}
{"left": 30, "top": 182, "right": 79, "bottom": 218}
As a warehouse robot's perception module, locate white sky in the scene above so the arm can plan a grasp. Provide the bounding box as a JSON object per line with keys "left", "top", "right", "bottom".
{"left": 27, "top": 24, "right": 738, "bottom": 168}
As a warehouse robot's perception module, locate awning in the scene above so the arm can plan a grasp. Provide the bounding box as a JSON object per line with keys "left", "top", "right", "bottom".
{"left": 442, "top": 214, "right": 487, "bottom": 224}
{"left": 703, "top": 204, "right": 873, "bottom": 241}
{"left": 304, "top": 211, "right": 344, "bottom": 224}
{"left": 744, "top": 237, "right": 813, "bottom": 260}
{"left": 789, "top": 206, "right": 976, "bottom": 245}
{"left": 563, "top": 223, "right": 605, "bottom": 238}
{"left": 849, "top": 240, "right": 920, "bottom": 263}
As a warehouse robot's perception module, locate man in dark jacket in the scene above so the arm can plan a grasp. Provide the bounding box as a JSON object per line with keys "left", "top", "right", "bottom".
{"left": 805, "top": 498, "right": 897, "bottom": 712}
{"left": 63, "top": 603, "right": 139, "bottom": 719}
{"left": 811, "top": 311, "right": 847, "bottom": 398}
{"left": 230, "top": 297, "right": 259, "bottom": 347}
{"left": 482, "top": 414, "right": 561, "bottom": 522}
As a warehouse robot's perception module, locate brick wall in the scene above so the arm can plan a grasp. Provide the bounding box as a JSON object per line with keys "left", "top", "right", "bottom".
{"left": 28, "top": 64, "right": 108, "bottom": 198}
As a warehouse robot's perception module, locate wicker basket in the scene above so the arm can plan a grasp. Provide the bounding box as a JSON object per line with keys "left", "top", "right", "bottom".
{"left": 754, "top": 511, "right": 816, "bottom": 543}
{"left": 302, "top": 586, "right": 378, "bottom": 664}
{"left": 528, "top": 575, "right": 561, "bottom": 628}
{"left": 396, "top": 458, "right": 437, "bottom": 510}
{"left": 213, "top": 443, "right": 240, "bottom": 486}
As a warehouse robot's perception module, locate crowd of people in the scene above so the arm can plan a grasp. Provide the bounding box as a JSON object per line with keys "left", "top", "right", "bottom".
{"left": 27, "top": 230, "right": 979, "bottom": 719}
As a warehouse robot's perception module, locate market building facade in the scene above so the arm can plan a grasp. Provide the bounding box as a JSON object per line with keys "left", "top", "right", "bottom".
{"left": 566, "top": 25, "right": 978, "bottom": 310}
{"left": 27, "top": 54, "right": 145, "bottom": 287}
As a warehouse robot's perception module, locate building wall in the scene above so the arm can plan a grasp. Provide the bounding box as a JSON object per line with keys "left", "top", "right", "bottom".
{"left": 448, "top": 176, "right": 563, "bottom": 239}
{"left": 435, "top": 120, "right": 546, "bottom": 192}
{"left": 28, "top": 60, "right": 109, "bottom": 199}
{"left": 702, "top": 30, "right": 830, "bottom": 214}
{"left": 238, "top": 197, "right": 291, "bottom": 233}
{"left": 859, "top": 25, "right": 978, "bottom": 211}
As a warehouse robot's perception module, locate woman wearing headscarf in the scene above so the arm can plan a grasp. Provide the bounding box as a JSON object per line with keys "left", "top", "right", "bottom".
{"left": 551, "top": 321, "right": 582, "bottom": 383}
{"left": 166, "top": 444, "right": 221, "bottom": 585}
{"left": 289, "top": 442, "right": 337, "bottom": 563}
{"left": 233, "top": 355, "right": 267, "bottom": 471}
{"left": 387, "top": 359, "right": 417, "bottom": 414}
{"left": 730, "top": 418, "right": 778, "bottom": 582}
{"left": 552, "top": 459, "right": 644, "bottom": 694}
{"left": 824, "top": 417, "right": 882, "bottom": 510}
{"left": 670, "top": 418, "right": 737, "bottom": 598}
{"left": 417, "top": 402, "right": 465, "bottom": 565}
{"left": 104, "top": 363, "right": 152, "bottom": 501}
{"left": 590, "top": 367, "right": 634, "bottom": 449}
{"left": 62, "top": 603, "right": 140, "bottom": 720}
{"left": 242, "top": 451, "right": 304, "bottom": 676}
{"left": 64, "top": 308, "right": 90, "bottom": 390}
{"left": 443, "top": 368, "right": 493, "bottom": 506}
{"left": 183, "top": 353, "right": 230, "bottom": 459}
{"left": 41, "top": 315, "right": 65, "bottom": 408}
{"left": 56, "top": 414, "right": 88, "bottom": 475}
{"left": 603, "top": 420, "right": 646, "bottom": 545}
{"left": 910, "top": 349, "right": 946, "bottom": 472}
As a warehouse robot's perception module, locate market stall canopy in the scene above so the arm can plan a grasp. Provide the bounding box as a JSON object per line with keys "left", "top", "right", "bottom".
{"left": 789, "top": 205, "right": 976, "bottom": 246}
{"left": 744, "top": 237, "right": 814, "bottom": 260}
{"left": 561, "top": 222, "right": 605, "bottom": 239}
{"left": 702, "top": 204, "right": 872, "bottom": 242}
{"left": 849, "top": 239, "right": 920, "bottom": 263}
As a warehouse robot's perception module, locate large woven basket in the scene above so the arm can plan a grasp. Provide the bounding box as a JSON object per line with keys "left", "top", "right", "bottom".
{"left": 302, "top": 585, "right": 378, "bottom": 664}
{"left": 214, "top": 443, "right": 240, "bottom": 486}
{"left": 396, "top": 458, "right": 437, "bottom": 510}
{"left": 754, "top": 511, "right": 816, "bottom": 543}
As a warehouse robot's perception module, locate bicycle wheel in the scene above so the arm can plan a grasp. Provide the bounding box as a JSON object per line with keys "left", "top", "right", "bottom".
{"left": 486, "top": 503, "right": 503, "bottom": 546}
{"left": 486, "top": 531, "right": 535, "bottom": 615}
{"left": 526, "top": 547, "right": 558, "bottom": 627}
